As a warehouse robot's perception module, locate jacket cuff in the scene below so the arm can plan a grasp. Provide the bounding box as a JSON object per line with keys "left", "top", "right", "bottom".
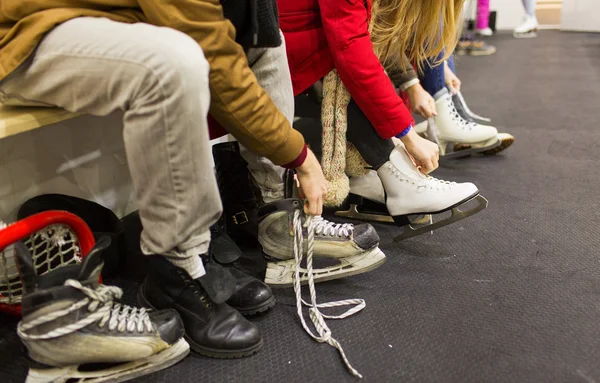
{"left": 281, "top": 144, "right": 308, "bottom": 169}
{"left": 395, "top": 124, "right": 413, "bottom": 138}
{"left": 399, "top": 79, "right": 420, "bottom": 92}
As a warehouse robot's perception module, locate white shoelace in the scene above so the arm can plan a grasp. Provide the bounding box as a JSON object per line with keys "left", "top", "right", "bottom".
{"left": 418, "top": 176, "right": 456, "bottom": 192}
{"left": 387, "top": 165, "right": 455, "bottom": 192}
{"left": 18, "top": 280, "right": 153, "bottom": 340}
{"left": 292, "top": 210, "right": 365, "bottom": 378}
{"left": 447, "top": 98, "right": 476, "bottom": 130}
{"left": 312, "top": 216, "right": 354, "bottom": 238}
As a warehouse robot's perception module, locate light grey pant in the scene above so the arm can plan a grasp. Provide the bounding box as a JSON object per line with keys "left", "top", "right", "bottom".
{"left": 240, "top": 36, "right": 293, "bottom": 203}
{"left": 0, "top": 18, "right": 219, "bottom": 277}
{"left": 522, "top": 0, "right": 537, "bottom": 17}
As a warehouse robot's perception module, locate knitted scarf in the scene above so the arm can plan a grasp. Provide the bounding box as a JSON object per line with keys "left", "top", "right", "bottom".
{"left": 320, "top": 71, "right": 371, "bottom": 206}
{"left": 320, "top": 0, "right": 385, "bottom": 206}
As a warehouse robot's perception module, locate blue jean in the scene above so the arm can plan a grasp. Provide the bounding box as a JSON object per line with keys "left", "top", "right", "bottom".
{"left": 419, "top": 50, "right": 455, "bottom": 96}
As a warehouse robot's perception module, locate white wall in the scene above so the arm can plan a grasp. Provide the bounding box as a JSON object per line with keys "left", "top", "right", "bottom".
{"left": 0, "top": 115, "right": 233, "bottom": 222}
{"left": 463, "top": 0, "right": 526, "bottom": 30}
{"left": 489, "top": 0, "right": 528, "bottom": 30}
{"left": 561, "top": 0, "right": 600, "bottom": 31}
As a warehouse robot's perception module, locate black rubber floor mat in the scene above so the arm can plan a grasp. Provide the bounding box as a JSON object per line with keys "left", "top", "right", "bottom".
{"left": 2, "top": 31, "right": 600, "bottom": 383}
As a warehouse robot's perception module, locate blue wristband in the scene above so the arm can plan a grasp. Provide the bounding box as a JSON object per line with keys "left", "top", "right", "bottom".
{"left": 395, "top": 124, "right": 412, "bottom": 138}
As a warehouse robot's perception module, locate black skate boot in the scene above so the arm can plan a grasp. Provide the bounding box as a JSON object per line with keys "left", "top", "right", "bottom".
{"left": 138, "top": 255, "right": 263, "bottom": 358}
{"left": 16, "top": 237, "right": 189, "bottom": 383}
{"left": 213, "top": 142, "right": 263, "bottom": 246}
{"left": 210, "top": 215, "right": 275, "bottom": 316}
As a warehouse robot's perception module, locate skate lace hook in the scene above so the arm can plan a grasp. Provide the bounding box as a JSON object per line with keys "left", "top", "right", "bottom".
{"left": 293, "top": 210, "right": 365, "bottom": 378}
{"left": 17, "top": 280, "right": 153, "bottom": 340}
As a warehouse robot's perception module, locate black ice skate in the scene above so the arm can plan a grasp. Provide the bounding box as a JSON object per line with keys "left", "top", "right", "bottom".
{"left": 16, "top": 237, "right": 189, "bottom": 383}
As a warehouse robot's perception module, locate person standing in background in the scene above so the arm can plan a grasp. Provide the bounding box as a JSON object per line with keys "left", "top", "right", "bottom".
{"left": 457, "top": 0, "right": 496, "bottom": 56}
{"left": 476, "top": 0, "right": 493, "bottom": 36}
{"left": 514, "top": 0, "right": 539, "bottom": 38}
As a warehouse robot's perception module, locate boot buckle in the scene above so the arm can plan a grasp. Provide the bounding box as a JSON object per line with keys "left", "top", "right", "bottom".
{"left": 232, "top": 211, "right": 248, "bottom": 225}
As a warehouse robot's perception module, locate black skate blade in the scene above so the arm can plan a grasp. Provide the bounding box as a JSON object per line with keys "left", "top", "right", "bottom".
{"left": 393, "top": 194, "right": 488, "bottom": 242}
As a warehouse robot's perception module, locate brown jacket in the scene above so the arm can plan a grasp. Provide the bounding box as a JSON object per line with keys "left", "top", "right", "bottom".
{"left": 387, "top": 54, "right": 419, "bottom": 91}
{"left": 0, "top": 1, "right": 305, "bottom": 166}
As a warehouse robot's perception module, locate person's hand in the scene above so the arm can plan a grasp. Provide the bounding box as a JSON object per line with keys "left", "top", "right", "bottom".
{"left": 399, "top": 129, "right": 439, "bottom": 174}
{"left": 295, "top": 148, "right": 328, "bottom": 215}
{"left": 406, "top": 83, "right": 437, "bottom": 119}
{"left": 444, "top": 61, "right": 461, "bottom": 95}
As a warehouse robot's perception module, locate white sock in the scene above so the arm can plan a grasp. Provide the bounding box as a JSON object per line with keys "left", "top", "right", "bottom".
{"left": 164, "top": 253, "right": 206, "bottom": 279}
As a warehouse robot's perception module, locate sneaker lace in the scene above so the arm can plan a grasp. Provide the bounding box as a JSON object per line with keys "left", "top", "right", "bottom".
{"left": 292, "top": 211, "right": 365, "bottom": 378}
{"left": 17, "top": 280, "right": 153, "bottom": 340}
{"left": 312, "top": 216, "right": 353, "bottom": 238}
{"left": 447, "top": 97, "right": 477, "bottom": 131}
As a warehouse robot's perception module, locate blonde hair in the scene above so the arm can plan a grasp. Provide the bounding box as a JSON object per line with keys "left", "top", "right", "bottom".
{"left": 370, "top": 0, "right": 466, "bottom": 72}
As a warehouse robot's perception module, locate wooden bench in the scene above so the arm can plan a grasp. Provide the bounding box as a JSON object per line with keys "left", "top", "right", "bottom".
{"left": 0, "top": 105, "right": 81, "bottom": 140}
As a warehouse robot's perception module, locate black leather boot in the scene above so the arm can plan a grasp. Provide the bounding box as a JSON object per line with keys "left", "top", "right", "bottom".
{"left": 212, "top": 142, "right": 263, "bottom": 246}
{"left": 138, "top": 255, "right": 263, "bottom": 358}
{"left": 209, "top": 214, "right": 275, "bottom": 316}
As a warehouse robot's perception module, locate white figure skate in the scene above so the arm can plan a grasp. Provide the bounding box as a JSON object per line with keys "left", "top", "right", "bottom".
{"left": 451, "top": 91, "right": 515, "bottom": 155}
{"left": 514, "top": 16, "right": 539, "bottom": 38}
{"left": 335, "top": 145, "right": 488, "bottom": 241}
{"left": 414, "top": 89, "right": 500, "bottom": 159}
{"left": 453, "top": 91, "right": 492, "bottom": 124}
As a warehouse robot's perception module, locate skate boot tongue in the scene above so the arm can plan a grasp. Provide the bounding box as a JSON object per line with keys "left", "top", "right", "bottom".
{"left": 433, "top": 87, "right": 450, "bottom": 101}
{"left": 196, "top": 263, "right": 237, "bottom": 304}
{"left": 75, "top": 236, "right": 110, "bottom": 287}
{"left": 210, "top": 216, "right": 242, "bottom": 265}
{"left": 21, "top": 236, "right": 110, "bottom": 291}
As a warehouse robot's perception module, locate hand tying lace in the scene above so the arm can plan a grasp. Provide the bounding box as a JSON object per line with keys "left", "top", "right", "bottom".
{"left": 312, "top": 216, "right": 354, "bottom": 238}
{"left": 18, "top": 280, "right": 153, "bottom": 340}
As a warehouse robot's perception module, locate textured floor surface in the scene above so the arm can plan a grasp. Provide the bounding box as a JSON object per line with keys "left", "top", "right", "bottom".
{"left": 2, "top": 31, "right": 600, "bottom": 383}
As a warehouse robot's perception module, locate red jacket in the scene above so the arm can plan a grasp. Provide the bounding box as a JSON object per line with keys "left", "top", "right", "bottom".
{"left": 278, "top": 0, "right": 413, "bottom": 139}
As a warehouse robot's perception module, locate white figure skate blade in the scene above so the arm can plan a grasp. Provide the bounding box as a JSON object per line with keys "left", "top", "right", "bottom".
{"left": 441, "top": 138, "right": 501, "bottom": 160}
{"left": 513, "top": 31, "right": 537, "bottom": 39}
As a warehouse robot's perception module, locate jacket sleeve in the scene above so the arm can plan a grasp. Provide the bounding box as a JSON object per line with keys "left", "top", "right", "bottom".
{"left": 137, "top": 0, "right": 305, "bottom": 166}
{"left": 318, "top": 0, "right": 413, "bottom": 139}
{"left": 387, "top": 54, "right": 419, "bottom": 92}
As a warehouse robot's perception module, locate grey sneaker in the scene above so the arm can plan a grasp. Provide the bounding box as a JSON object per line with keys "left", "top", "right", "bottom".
{"left": 16, "top": 238, "right": 189, "bottom": 383}
{"left": 257, "top": 199, "right": 386, "bottom": 287}
{"left": 469, "top": 40, "right": 497, "bottom": 56}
